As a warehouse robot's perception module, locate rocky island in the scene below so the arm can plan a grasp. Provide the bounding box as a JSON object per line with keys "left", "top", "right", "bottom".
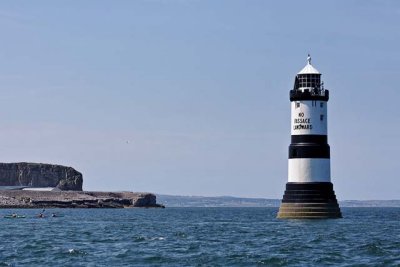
{"left": 0, "top": 163, "right": 163, "bottom": 208}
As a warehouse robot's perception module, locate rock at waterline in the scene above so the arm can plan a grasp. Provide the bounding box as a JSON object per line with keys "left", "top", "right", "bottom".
{"left": 0, "top": 190, "right": 164, "bottom": 208}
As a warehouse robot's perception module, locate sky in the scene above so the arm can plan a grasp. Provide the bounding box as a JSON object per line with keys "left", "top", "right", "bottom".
{"left": 0, "top": 0, "right": 398, "bottom": 200}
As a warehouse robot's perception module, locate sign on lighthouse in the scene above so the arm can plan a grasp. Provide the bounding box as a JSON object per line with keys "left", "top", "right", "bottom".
{"left": 277, "top": 55, "right": 342, "bottom": 219}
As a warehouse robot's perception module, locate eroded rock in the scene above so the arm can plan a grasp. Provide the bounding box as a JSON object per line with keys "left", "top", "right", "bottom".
{"left": 0, "top": 163, "right": 83, "bottom": 191}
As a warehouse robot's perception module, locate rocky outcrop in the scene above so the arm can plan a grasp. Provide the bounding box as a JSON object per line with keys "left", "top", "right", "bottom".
{"left": 0, "top": 163, "right": 164, "bottom": 208}
{"left": 0, "top": 191, "right": 164, "bottom": 208}
{"left": 0, "top": 163, "right": 83, "bottom": 191}
{"left": 133, "top": 193, "right": 157, "bottom": 207}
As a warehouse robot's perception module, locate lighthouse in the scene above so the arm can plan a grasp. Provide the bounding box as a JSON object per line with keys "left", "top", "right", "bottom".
{"left": 277, "top": 55, "right": 342, "bottom": 219}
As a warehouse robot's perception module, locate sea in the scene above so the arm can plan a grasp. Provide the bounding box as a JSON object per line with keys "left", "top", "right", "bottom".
{"left": 0, "top": 207, "right": 399, "bottom": 266}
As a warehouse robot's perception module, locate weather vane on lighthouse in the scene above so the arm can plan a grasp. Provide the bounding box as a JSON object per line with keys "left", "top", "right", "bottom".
{"left": 307, "top": 54, "right": 311, "bottom": 65}
{"left": 277, "top": 55, "right": 342, "bottom": 219}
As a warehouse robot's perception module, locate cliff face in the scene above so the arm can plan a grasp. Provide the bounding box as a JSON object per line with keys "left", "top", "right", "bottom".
{"left": 0, "top": 163, "right": 83, "bottom": 191}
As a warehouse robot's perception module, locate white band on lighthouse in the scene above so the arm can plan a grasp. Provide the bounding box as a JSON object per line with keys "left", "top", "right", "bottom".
{"left": 291, "top": 100, "right": 327, "bottom": 136}
{"left": 288, "top": 158, "right": 331, "bottom": 182}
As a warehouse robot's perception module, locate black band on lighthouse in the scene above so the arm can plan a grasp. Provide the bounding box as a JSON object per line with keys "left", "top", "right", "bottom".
{"left": 289, "top": 144, "right": 330, "bottom": 158}
{"left": 290, "top": 89, "right": 329, "bottom": 101}
{"left": 291, "top": 135, "right": 327, "bottom": 144}
{"left": 281, "top": 182, "right": 340, "bottom": 204}
{"left": 289, "top": 134, "right": 330, "bottom": 158}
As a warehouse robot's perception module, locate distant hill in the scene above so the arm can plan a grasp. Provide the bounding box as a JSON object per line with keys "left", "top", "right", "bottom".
{"left": 156, "top": 194, "right": 400, "bottom": 208}
{"left": 157, "top": 195, "right": 280, "bottom": 207}
{"left": 340, "top": 200, "right": 400, "bottom": 207}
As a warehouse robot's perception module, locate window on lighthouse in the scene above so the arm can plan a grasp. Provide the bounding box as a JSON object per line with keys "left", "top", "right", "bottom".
{"left": 320, "top": 114, "right": 324, "bottom": 121}
{"left": 320, "top": 102, "right": 324, "bottom": 108}
{"left": 296, "top": 102, "right": 300, "bottom": 108}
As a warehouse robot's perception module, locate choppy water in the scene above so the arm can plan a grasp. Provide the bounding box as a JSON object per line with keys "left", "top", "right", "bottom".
{"left": 0, "top": 207, "right": 399, "bottom": 266}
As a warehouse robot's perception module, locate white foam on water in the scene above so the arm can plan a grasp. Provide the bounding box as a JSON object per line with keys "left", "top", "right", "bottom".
{"left": 150, "top": 237, "right": 165, "bottom": 241}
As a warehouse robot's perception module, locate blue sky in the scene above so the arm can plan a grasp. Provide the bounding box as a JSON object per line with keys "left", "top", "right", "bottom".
{"left": 0, "top": 1, "right": 398, "bottom": 199}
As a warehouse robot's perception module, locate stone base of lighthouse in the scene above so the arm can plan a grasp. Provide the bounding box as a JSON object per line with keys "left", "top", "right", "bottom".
{"left": 277, "top": 182, "right": 342, "bottom": 219}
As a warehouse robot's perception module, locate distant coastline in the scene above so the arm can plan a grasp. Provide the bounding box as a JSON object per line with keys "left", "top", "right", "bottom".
{"left": 157, "top": 194, "right": 400, "bottom": 208}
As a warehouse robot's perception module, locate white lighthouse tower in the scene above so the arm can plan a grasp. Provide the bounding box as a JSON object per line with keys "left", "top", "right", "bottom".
{"left": 277, "top": 55, "right": 342, "bottom": 219}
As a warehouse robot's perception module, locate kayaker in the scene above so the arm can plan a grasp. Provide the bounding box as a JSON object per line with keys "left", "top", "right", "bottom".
{"left": 38, "top": 209, "right": 45, "bottom": 218}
